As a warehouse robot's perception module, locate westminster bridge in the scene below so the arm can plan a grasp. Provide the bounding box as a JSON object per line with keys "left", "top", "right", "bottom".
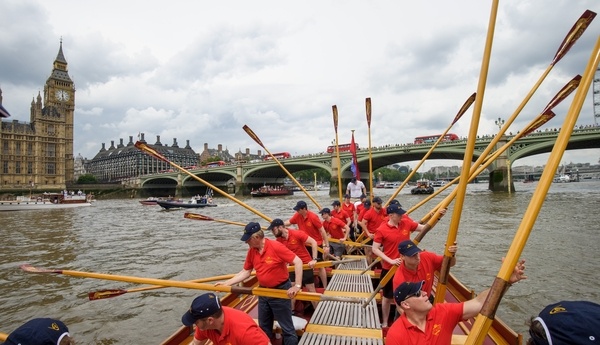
{"left": 136, "top": 126, "right": 600, "bottom": 196}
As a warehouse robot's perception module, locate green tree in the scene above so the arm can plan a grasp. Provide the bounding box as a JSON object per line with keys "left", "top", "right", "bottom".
{"left": 77, "top": 174, "right": 97, "bottom": 184}
{"left": 293, "top": 168, "right": 330, "bottom": 183}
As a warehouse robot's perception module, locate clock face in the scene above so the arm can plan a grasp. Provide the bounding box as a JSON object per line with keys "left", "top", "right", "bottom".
{"left": 55, "top": 90, "right": 70, "bottom": 101}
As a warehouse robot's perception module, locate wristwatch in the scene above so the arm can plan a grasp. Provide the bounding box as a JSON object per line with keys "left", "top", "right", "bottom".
{"left": 295, "top": 284, "right": 302, "bottom": 289}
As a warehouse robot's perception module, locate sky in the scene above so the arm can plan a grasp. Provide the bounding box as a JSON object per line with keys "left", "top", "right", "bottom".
{"left": 0, "top": 0, "right": 599, "bottom": 169}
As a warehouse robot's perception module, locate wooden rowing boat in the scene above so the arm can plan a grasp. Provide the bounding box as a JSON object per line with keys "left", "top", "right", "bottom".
{"left": 159, "top": 255, "right": 521, "bottom": 345}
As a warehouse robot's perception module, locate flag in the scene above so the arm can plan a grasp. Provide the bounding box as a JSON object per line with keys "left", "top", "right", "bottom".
{"left": 0, "top": 103, "right": 11, "bottom": 118}
{"left": 350, "top": 132, "right": 360, "bottom": 180}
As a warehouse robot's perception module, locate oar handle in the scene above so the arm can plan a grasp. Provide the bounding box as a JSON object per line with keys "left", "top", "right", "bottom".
{"left": 362, "top": 265, "right": 398, "bottom": 307}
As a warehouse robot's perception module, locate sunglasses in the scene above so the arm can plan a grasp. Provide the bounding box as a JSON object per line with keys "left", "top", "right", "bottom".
{"left": 404, "top": 289, "right": 422, "bottom": 301}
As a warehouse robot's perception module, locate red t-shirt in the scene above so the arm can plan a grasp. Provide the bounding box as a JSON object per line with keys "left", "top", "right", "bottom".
{"left": 276, "top": 229, "right": 312, "bottom": 264}
{"left": 362, "top": 207, "right": 388, "bottom": 235}
{"left": 243, "top": 238, "right": 297, "bottom": 287}
{"left": 323, "top": 216, "right": 347, "bottom": 239}
{"left": 288, "top": 211, "right": 324, "bottom": 244}
{"left": 341, "top": 202, "right": 356, "bottom": 217}
{"left": 331, "top": 208, "right": 350, "bottom": 224}
{"left": 194, "top": 306, "right": 270, "bottom": 344}
{"left": 385, "top": 302, "right": 464, "bottom": 345}
{"left": 373, "top": 218, "right": 419, "bottom": 270}
{"left": 392, "top": 251, "right": 443, "bottom": 294}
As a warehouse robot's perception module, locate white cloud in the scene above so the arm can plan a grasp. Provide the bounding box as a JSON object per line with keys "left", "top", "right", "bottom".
{"left": 0, "top": 0, "right": 598, "bottom": 165}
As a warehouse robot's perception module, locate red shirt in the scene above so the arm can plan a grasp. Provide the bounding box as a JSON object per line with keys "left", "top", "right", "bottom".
{"left": 276, "top": 229, "right": 312, "bottom": 264}
{"left": 288, "top": 211, "right": 324, "bottom": 244}
{"left": 243, "top": 238, "right": 297, "bottom": 287}
{"left": 194, "top": 306, "right": 270, "bottom": 345}
{"left": 392, "top": 251, "right": 443, "bottom": 295}
{"left": 331, "top": 208, "right": 350, "bottom": 224}
{"left": 373, "top": 218, "right": 419, "bottom": 270}
{"left": 385, "top": 302, "right": 464, "bottom": 345}
{"left": 323, "top": 216, "right": 347, "bottom": 239}
{"left": 362, "top": 207, "right": 387, "bottom": 235}
{"left": 341, "top": 202, "right": 356, "bottom": 217}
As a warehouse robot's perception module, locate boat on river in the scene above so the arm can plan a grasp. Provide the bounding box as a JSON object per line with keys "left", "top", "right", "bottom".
{"left": 410, "top": 180, "right": 435, "bottom": 195}
{"left": 159, "top": 255, "right": 521, "bottom": 345}
{"left": 157, "top": 196, "right": 217, "bottom": 210}
{"left": 139, "top": 197, "right": 163, "bottom": 205}
{"left": 251, "top": 185, "right": 294, "bottom": 197}
{"left": 0, "top": 192, "right": 93, "bottom": 211}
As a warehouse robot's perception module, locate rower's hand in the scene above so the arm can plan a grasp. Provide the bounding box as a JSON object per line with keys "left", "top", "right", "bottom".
{"left": 390, "top": 258, "right": 402, "bottom": 266}
{"left": 287, "top": 285, "right": 301, "bottom": 298}
{"left": 504, "top": 257, "right": 527, "bottom": 285}
{"left": 309, "top": 259, "right": 317, "bottom": 268}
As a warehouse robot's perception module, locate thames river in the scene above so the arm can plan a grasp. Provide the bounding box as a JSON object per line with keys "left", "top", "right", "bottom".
{"left": 1, "top": 180, "right": 599, "bottom": 344}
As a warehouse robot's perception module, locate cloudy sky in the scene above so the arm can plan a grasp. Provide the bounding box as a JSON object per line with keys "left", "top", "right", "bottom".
{"left": 1, "top": 0, "right": 598, "bottom": 168}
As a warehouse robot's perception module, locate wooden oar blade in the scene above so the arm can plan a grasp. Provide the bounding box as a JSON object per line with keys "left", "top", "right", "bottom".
{"left": 521, "top": 110, "right": 556, "bottom": 137}
{"left": 20, "top": 264, "right": 60, "bottom": 274}
{"left": 134, "top": 141, "right": 169, "bottom": 163}
{"left": 332, "top": 105, "right": 339, "bottom": 131}
{"left": 242, "top": 125, "right": 265, "bottom": 148}
{"left": 552, "top": 10, "right": 596, "bottom": 65}
{"left": 452, "top": 92, "right": 476, "bottom": 125}
{"left": 184, "top": 212, "right": 214, "bottom": 221}
{"left": 541, "top": 75, "right": 581, "bottom": 114}
{"left": 88, "top": 289, "right": 128, "bottom": 300}
{"left": 365, "top": 98, "right": 372, "bottom": 127}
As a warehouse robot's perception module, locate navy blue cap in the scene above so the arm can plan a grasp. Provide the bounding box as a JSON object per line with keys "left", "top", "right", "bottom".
{"left": 344, "top": 194, "right": 351, "bottom": 199}
{"left": 363, "top": 200, "right": 371, "bottom": 208}
{"left": 267, "top": 218, "right": 284, "bottom": 230}
{"left": 4, "top": 318, "right": 70, "bottom": 345}
{"left": 293, "top": 200, "right": 308, "bottom": 211}
{"left": 387, "top": 204, "right": 406, "bottom": 215}
{"left": 529, "top": 300, "right": 600, "bottom": 345}
{"left": 331, "top": 200, "right": 341, "bottom": 206}
{"left": 372, "top": 197, "right": 383, "bottom": 204}
{"left": 393, "top": 280, "right": 425, "bottom": 305}
{"left": 389, "top": 199, "right": 402, "bottom": 207}
{"left": 398, "top": 240, "right": 421, "bottom": 256}
{"left": 319, "top": 208, "right": 331, "bottom": 214}
{"left": 241, "top": 222, "right": 261, "bottom": 241}
{"left": 360, "top": 194, "right": 367, "bottom": 199}
{"left": 181, "top": 293, "right": 222, "bottom": 326}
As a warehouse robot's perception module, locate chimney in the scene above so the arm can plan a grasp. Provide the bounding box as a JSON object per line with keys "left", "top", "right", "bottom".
{"left": 109, "top": 140, "right": 115, "bottom": 149}
{"left": 172, "top": 138, "right": 179, "bottom": 148}
{"left": 246, "top": 148, "right": 250, "bottom": 155}
{"left": 185, "top": 140, "right": 191, "bottom": 149}
{"left": 258, "top": 150, "right": 262, "bottom": 156}
{"left": 127, "top": 136, "right": 133, "bottom": 146}
{"left": 218, "top": 144, "right": 222, "bottom": 152}
{"left": 117, "top": 138, "right": 124, "bottom": 148}
{"left": 100, "top": 143, "right": 106, "bottom": 152}
{"left": 204, "top": 143, "right": 208, "bottom": 151}
{"left": 155, "top": 135, "right": 162, "bottom": 146}
{"left": 140, "top": 133, "right": 146, "bottom": 143}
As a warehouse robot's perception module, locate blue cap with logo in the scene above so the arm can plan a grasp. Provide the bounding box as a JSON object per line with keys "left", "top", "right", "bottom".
{"left": 267, "top": 218, "right": 284, "bottom": 230}
{"left": 293, "top": 200, "right": 308, "bottom": 211}
{"left": 529, "top": 300, "right": 600, "bottom": 345}
{"left": 393, "top": 280, "right": 425, "bottom": 305}
{"left": 387, "top": 204, "right": 406, "bottom": 216}
{"left": 240, "top": 222, "right": 261, "bottom": 241}
{"left": 4, "top": 318, "right": 70, "bottom": 345}
{"left": 398, "top": 240, "right": 422, "bottom": 256}
{"left": 319, "top": 208, "right": 331, "bottom": 214}
{"left": 181, "top": 293, "right": 222, "bottom": 326}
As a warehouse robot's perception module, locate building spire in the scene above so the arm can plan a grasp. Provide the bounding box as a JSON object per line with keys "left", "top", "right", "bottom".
{"left": 56, "top": 37, "right": 67, "bottom": 64}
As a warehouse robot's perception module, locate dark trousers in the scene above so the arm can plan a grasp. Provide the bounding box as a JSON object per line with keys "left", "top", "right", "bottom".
{"left": 258, "top": 280, "right": 298, "bottom": 345}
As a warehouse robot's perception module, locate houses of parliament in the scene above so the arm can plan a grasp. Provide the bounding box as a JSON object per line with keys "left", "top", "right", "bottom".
{"left": 0, "top": 41, "right": 75, "bottom": 192}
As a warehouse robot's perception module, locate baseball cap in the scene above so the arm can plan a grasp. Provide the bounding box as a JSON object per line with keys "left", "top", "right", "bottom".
{"left": 387, "top": 204, "right": 406, "bottom": 216}
{"left": 398, "top": 240, "right": 422, "bottom": 256}
{"left": 181, "top": 293, "right": 222, "bottom": 326}
{"left": 293, "top": 200, "right": 308, "bottom": 211}
{"left": 389, "top": 199, "right": 402, "bottom": 207}
{"left": 344, "top": 194, "right": 351, "bottom": 199}
{"left": 394, "top": 280, "right": 425, "bottom": 305}
{"left": 4, "top": 318, "right": 70, "bottom": 345}
{"left": 240, "top": 222, "right": 261, "bottom": 241}
{"left": 360, "top": 194, "right": 367, "bottom": 199}
{"left": 529, "top": 300, "right": 600, "bottom": 345}
{"left": 372, "top": 197, "right": 382, "bottom": 204}
{"left": 267, "top": 218, "right": 284, "bottom": 230}
{"left": 331, "top": 200, "right": 341, "bottom": 206}
{"left": 319, "top": 208, "right": 331, "bottom": 215}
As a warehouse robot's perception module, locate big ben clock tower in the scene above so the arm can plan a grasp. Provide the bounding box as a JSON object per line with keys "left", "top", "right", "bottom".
{"left": 39, "top": 39, "right": 76, "bottom": 184}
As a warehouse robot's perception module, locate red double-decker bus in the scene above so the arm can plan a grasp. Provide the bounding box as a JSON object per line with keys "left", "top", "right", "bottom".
{"left": 414, "top": 133, "right": 459, "bottom": 144}
{"left": 326, "top": 143, "right": 359, "bottom": 153}
{"left": 205, "top": 161, "right": 226, "bottom": 167}
{"left": 264, "top": 152, "right": 291, "bottom": 160}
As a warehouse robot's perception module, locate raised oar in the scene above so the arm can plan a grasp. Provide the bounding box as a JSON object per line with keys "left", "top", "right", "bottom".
{"left": 466, "top": 34, "right": 600, "bottom": 345}
{"left": 243, "top": 125, "right": 322, "bottom": 210}
{"left": 362, "top": 265, "right": 397, "bottom": 308}
{"left": 332, "top": 105, "right": 343, "bottom": 202}
{"left": 134, "top": 141, "right": 272, "bottom": 222}
{"left": 365, "top": 98, "right": 374, "bottom": 200}
{"left": 384, "top": 92, "right": 476, "bottom": 206}
{"left": 410, "top": 73, "right": 581, "bottom": 224}
{"left": 88, "top": 258, "right": 357, "bottom": 300}
{"left": 21, "top": 264, "right": 363, "bottom": 304}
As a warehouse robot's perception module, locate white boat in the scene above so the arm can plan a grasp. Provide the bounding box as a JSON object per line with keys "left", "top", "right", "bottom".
{"left": 431, "top": 180, "right": 446, "bottom": 187}
{"left": 0, "top": 192, "right": 93, "bottom": 211}
{"left": 553, "top": 174, "right": 571, "bottom": 183}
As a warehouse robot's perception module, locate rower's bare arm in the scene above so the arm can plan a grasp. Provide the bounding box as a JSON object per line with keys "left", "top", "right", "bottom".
{"left": 216, "top": 269, "right": 251, "bottom": 286}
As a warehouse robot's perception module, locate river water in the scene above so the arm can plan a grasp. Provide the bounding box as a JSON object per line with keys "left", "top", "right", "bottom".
{"left": 1, "top": 180, "right": 599, "bottom": 344}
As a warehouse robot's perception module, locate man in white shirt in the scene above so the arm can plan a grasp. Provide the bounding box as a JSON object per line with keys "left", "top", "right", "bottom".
{"left": 346, "top": 178, "right": 366, "bottom": 200}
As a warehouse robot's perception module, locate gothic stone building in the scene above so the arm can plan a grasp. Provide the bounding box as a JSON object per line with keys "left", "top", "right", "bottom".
{"left": 0, "top": 42, "right": 75, "bottom": 191}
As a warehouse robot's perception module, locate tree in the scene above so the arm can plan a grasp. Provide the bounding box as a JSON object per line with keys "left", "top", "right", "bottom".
{"left": 77, "top": 174, "right": 97, "bottom": 184}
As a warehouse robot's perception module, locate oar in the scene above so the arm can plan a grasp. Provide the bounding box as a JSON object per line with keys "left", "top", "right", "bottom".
{"left": 365, "top": 98, "right": 374, "bottom": 200}
{"left": 465, "top": 33, "right": 600, "bottom": 345}
{"left": 243, "top": 125, "right": 322, "bottom": 210}
{"left": 0, "top": 333, "right": 6, "bottom": 342}
{"left": 384, "top": 92, "right": 476, "bottom": 206}
{"left": 362, "top": 265, "right": 397, "bottom": 308}
{"left": 134, "top": 141, "right": 272, "bottom": 222}
{"left": 332, "top": 105, "right": 344, "bottom": 202}
{"left": 21, "top": 264, "right": 363, "bottom": 304}
{"left": 88, "top": 258, "right": 358, "bottom": 300}
{"left": 360, "top": 256, "right": 381, "bottom": 275}
{"left": 409, "top": 74, "right": 580, "bottom": 218}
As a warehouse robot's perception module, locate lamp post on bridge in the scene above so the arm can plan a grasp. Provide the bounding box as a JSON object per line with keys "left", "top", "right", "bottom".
{"left": 495, "top": 117, "right": 505, "bottom": 131}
